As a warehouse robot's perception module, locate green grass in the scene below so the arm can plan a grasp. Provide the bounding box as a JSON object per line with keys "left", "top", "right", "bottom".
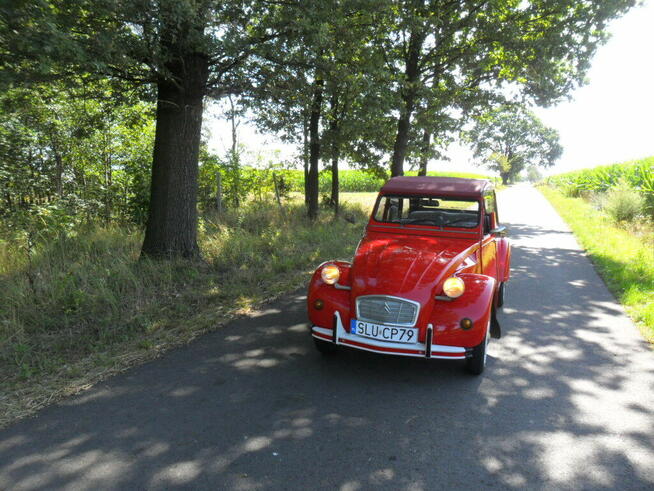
{"left": 0, "top": 199, "right": 367, "bottom": 427}
{"left": 540, "top": 186, "right": 654, "bottom": 342}
{"left": 280, "top": 168, "right": 499, "bottom": 193}
{"left": 340, "top": 192, "right": 378, "bottom": 214}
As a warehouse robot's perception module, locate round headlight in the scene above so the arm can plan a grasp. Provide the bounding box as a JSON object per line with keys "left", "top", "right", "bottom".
{"left": 321, "top": 264, "right": 340, "bottom": 285}
{"left": 443, "top": 276, "right": 465, "bottom": 298}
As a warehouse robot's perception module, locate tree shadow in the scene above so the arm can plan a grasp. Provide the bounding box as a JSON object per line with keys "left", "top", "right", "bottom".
{"left": 1, "top": 220, "right": 654, "bottom": 490}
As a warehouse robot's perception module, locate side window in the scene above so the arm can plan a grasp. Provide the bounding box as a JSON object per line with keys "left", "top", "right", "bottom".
{"left": 484, "top": 193, "right": 495, "bottom": 214}
{"left": 483, "top": 193, "right": 496, "bottom": 234}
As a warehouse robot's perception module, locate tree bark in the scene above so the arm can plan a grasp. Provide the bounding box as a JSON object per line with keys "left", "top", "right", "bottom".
{"left": 331, "top": 151, "right": 339, "bottom": 216}
{"left": 302, "top": 112, "right": 309, "bottom": 207}
{"left": 329, "top": 93, "right": 340, "bottom": 215}
{"left": 307, "top": 77, "right": 323, "bottom": 220}
{"left": 418, "top": 130, "right": 430, "bottom": 176}
{"left": 104, "top": 138, "right": 112, "bottom": 225}
{"left": 390, "top": 28, "right": 424, "bottom": 177}
{"left": 141, "top": 51, "right": 209, "bottom": 258}
{"left": 228, "top": 95, "right": 241, "bottom": 208}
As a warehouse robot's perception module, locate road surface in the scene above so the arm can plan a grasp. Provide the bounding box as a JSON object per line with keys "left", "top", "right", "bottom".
{"left": 1, "top": 184, "right": 653, "bottom": 490}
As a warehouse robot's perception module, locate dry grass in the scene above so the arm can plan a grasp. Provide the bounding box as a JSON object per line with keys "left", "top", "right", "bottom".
{"left": 0, "top": 199, "right": 368, "bottom": 428}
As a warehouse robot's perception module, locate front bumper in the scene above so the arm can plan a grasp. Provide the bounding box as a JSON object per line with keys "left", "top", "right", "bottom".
{"left": 311, "top": 311, "right": 466, "bottom": 360}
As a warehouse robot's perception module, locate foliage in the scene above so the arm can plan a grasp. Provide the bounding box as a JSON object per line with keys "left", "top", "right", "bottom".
{"left": 202, "top": 168, "right": 495, "bottom": 196}
{"left": 0, "top": 83, "right": 155, "bottom": 227}
{"left": 525, "top": 166, "right": 544, "bottom": 183}
{"left": 0, "top": 199, "right": 369, "bottom": 426}
{"left": 540, "top": 187, "right": 654, "bottom": 342}
{"left": 604, "top": 181, "right": 646, "bottom": 223}
{"left": 379, "top": 0, "right": 635, "bottom": 175}
{"left": 546, "top": 157, "right": 654, "bottom": 219}
{"left": 198, "top": 149, "right": 294, "bottom": 211}
{"left": 466, "top": 105, "right": 562, "bottom": 184}
{"left": 1, "top": 0, "right": 637, "bottom": 252}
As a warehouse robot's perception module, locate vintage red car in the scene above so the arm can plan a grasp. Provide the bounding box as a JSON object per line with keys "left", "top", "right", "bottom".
{"left": 307, "top": 176, "right": 510, "bottom": 374}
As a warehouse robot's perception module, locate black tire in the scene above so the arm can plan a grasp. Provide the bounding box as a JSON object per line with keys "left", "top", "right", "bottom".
{"left": 465, "top": 321, "right": 490, "bottom": 375}
{"left": 314, "top": 338, "right": 337, "bottom": 355}
{"left": 497, "top": 282, "right": 505, "bottom": 308}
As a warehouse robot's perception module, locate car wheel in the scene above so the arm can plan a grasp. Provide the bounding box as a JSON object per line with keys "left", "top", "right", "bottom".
{"left": 465, "top": 320, "right": 490, "bottom": 375}
{"left": 314, "top": 338, "right": 337, "bottom": 355}
{"left": 497, "top": 282, "right": 505, "bottom": 308}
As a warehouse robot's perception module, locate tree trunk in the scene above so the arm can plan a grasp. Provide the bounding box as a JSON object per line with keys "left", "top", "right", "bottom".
{"left": 307, "top": 78, "right": 323, "bottom": 220}
{"left": 329, "top": 93, "right": 340, "bottom": 215}
{"left": 104, "top": 142, "right": 112, "bottom": 225}
{"left": 390, "top": 28, "right": 424, "bottom": 177}
{"left": 418, "top": 130, "right": 430, "bottom": 176}
{"left": 331, "top": 151, "right": 339, "bottom": 216}
{"left": 228, "top": 95, "right": 241, "bottom": 208}
{"left": 391, "top": 96, "right": 414, "bottom": 177}
{"left": 141, "top": 52, "right": 209, "bottom": 258}
{"left": 215, "top": 171, "right": 223, "bottom": 213}
{"left": 302, "top": 111, "right": 309, "bottom": 206}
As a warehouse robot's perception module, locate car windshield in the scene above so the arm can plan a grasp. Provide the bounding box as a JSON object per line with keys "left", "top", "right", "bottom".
{"left": 373, "top": 195, "right": 480, "bottom": 229}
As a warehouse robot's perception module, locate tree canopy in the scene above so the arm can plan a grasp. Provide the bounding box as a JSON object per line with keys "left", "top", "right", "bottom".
{"left": 0, "top": 0, "right": 636, "bottom": 256}
{"left": 466, "top": 105, "right": 563, "bottom": 184}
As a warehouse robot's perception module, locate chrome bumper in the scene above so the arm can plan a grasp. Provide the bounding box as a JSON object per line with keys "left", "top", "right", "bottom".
{"left": 311, "top": 311, "right": 466, "bottom": 360}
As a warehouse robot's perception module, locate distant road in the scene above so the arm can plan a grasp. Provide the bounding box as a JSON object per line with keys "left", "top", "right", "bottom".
{"left": 1, "top": 184, "right": 653, "bottom": 490}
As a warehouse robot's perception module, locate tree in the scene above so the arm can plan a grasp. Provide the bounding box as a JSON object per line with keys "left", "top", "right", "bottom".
{"left": 526, "top": 166, "right": 544, "bottom": 184}
{"left": 0, "top": 82, "right": 154, "bottom": 223}
{"left": 383, "top": 0, "right": 635, "bottom": 177}
{"left": 466, "top": 105, "right": 562, "bottom": 185}
{"left": 247, "top": 0, "right": 391, "bottom": 218}
{"left": 1, "top": 0, "right": 299, "bottom": 257}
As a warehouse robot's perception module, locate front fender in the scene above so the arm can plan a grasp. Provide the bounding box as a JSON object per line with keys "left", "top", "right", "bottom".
{"left": 427, "top": 273, "right": 496, "bottom": 348}
{"left": 497, "top": 237, "right": 511, "bottom": 282}
{"left": 307, "top": 261, "right": 352, "bottom": 328}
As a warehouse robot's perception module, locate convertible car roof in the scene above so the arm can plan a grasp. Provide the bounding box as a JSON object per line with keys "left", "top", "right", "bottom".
{"left": 380, "top": 176, "right": 492, "bottom": 198}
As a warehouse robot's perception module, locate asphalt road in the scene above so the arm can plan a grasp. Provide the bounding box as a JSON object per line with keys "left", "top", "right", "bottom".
{"left": 1, "top": 184, "right": 653, "bottom": 490}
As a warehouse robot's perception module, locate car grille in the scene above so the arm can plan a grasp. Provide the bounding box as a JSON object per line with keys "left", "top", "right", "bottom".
{"left": 356, "top": 295, "right": 419, "bottom": 327}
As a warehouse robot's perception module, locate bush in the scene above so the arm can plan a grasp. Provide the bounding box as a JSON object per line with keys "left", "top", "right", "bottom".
{"left": 604, "top": 182, "right": 645, "bottom": 223}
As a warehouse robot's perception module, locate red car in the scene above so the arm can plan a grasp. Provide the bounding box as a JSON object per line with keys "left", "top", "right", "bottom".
{"left": 307, "top": 176, "right": 510, "bottom": 374}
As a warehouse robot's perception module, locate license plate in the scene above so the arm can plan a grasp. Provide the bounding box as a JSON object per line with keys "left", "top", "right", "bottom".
{"left": 350, "top": 319, "right": 418, "bottom": 344}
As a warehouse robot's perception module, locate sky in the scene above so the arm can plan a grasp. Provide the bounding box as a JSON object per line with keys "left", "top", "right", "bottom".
{"left": 206, "top": 1, "right": 654, "bottom": 176}
{"left": 533, "top": 0, "right": 654, "bottom": 175}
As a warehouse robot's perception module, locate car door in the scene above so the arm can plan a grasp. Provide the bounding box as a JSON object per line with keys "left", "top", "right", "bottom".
{"left": 480, "top": 191, "right": 499, "bottom": 279}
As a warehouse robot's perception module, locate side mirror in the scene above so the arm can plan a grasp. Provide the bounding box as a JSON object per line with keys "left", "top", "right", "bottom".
{"left": 490, "top": 225, "right": 508, "bottom": 237}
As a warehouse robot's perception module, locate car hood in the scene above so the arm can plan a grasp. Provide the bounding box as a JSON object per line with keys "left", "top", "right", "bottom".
{"left": 351, "top": 232, "right": 475, "bottom": 305}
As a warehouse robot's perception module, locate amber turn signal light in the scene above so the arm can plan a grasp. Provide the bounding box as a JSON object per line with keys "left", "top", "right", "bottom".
{"left": 460, "top": 318, "right": 473, "bottom": 330}
{"left": 314, "top": 299, "right": 324, "bottom": 310}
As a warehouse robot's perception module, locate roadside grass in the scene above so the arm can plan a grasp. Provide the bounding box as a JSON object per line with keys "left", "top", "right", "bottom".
{"left": 540, "top": 186, "right": 654, "bottom": 343}
{"left": 0, "top": 200, "right": 367, "bottom": 428}
{"left": 340, "top": 192, "right": 378, "bottom": 214}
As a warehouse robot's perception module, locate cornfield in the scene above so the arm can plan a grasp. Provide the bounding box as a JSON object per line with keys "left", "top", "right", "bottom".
{"left": 282, "top": 169, "right": 497, "bottom": 194}
{"left": 546, "top": 157, "right": 654, "bottom": 217}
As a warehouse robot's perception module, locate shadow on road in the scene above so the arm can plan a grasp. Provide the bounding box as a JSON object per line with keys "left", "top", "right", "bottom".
{"left": 1, "top": 221, "right": 653, "bottom": 490}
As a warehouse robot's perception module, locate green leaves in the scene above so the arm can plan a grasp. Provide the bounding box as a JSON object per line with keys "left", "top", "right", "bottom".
{"left": 547, "top": 157, "right": 654, "bottom": 218}
{"left": 466, "top": 104, "right": 562, "bottom": 184}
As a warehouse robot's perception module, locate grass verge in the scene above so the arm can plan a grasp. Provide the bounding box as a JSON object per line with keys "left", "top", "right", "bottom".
{"left": 0, "top": 200, "right": 367, "bottom": 428}
{"left": 540, "top": 186, "right": 654, "bottom": 342}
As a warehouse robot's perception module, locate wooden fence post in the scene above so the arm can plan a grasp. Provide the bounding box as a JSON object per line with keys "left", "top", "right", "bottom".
{"left": 216, "top": 171, "right": 222, "bottom": 214}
